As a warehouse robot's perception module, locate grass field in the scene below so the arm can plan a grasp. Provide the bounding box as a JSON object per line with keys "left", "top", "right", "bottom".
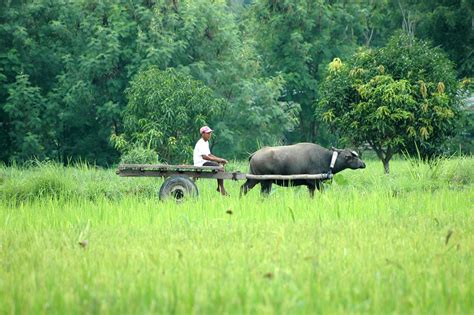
{"left": 0, "top": 157, "right": 473, "bottom": 314}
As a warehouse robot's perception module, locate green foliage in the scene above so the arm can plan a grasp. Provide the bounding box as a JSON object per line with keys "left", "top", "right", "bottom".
{"left": 0, "top": 0, "right": 471, "bottom": 165}
{"left": 445, "top": 79, "right": 474, "bottom": 154}
{"left": 213, "top": 75, "right": 300, "bottom": 157}
{"left": 119, "top": 146, "right": 159, "bottom": 165}
{"left": 119, "top": 67, "right": 225, "bottom": 163}
{"left": 0, "top": 0, "right": 299, "bottom": 163}
{"left": 319, "top": 33, "right": 463, "bottom": 173}
{"left": 247, "top": 0, "right": 363, "bottom": 142}
{"left": 3, "top": 74, "right": 49, "bottom": 161}
{"left": 448, "top": 107, "right": 474, "bottom": 154}
{"left": 387, "top": 0, "right": 474, "bottom": 78}
{"left": 141, "top": 0, "right": 300, "bottom": 157}
{"left": 0, "top": 0, "right": 156, "bottom": 165}
{"left": 245, "top": 0, "right": 416, "bottom": 145}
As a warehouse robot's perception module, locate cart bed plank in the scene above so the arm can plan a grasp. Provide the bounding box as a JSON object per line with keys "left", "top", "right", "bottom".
{"left": 118, "top": 164, "right": 223, "bottom": 172}
{"left": 119, "top": 169, "right": 246, "bottom": 180}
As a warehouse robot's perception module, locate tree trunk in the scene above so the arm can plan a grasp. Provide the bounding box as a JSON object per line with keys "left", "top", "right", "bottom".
{"left": 382, "top": 159, "right": 390, "bottom": 174}
{"left": 371, "top": 143, "right": 392, "bottom": 174}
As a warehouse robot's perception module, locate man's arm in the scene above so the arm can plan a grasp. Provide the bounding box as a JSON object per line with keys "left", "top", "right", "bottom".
{"left": 202, "top": 154, "right": 228, "bottom": 164}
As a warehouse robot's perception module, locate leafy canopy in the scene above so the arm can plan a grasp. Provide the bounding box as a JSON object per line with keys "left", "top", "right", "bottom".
{"left": 4, "top": 74, "right": 49, "bottom": 162}
{"left": 246, "top": 0, "right": 367, "bottom": 143}
{"left": 113, "top": 67, "right": 225, "bottom": 163}
{"left": 0, "top": 1, "right": 472, "bottom": 165}
{"left": 319, "top": 33, "right": 463, "bottom": 173}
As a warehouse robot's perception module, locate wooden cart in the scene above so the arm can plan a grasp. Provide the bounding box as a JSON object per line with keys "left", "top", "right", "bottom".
{"left": 117, "top": 164, "right": 333, "bottom": 201}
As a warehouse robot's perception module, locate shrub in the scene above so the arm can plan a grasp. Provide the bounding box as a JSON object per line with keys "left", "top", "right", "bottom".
{"left": 119, "top": 146, "right": 159, "bottom": 164}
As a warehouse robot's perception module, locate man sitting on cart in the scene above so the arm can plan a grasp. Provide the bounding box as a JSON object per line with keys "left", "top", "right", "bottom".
{"left": 193, "top": 126, "right": 229, "bottom": 196}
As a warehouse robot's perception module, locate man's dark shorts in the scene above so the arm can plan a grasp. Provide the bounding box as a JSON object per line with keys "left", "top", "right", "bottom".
{"left": 203, "top": 161, "right": 220, "bottom": 167}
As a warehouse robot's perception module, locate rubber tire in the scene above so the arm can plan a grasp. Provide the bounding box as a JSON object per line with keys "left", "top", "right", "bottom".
{"left": 158, "top": 176, "right": 199, "bottom": 202}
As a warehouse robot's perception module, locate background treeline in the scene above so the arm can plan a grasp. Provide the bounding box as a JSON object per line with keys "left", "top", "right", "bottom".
{"left": 1, "top": 0, "right": 472, "bottom": 165}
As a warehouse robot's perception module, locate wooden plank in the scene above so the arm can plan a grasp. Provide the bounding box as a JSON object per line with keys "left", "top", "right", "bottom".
{"left": 118, "top": 169, "right": 247, "bottom": 180}
{"left": 245, "top": 174, "right": 332, "bottom": 180}
{"left": 118, "top": 163, "right": 223, "bottom": 172}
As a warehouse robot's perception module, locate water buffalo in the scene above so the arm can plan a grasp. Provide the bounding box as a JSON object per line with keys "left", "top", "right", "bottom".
{"left": 240, "top": 143, "right": 366, "bottom": 197}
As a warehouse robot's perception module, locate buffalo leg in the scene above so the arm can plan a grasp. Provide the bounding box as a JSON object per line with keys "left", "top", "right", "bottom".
{"left": 260, "top": 180, "right": 272, "bottom": 196}
{"left": 240, "top": 179, "right": 259, "bottom": 197}
{"left": 308, "top": 184, "right": 316, "bottom": 198}
{"left": 304, "top": 180, "right": 317, "bottom": 198}
{"left": 315, "top": 180, "right": 323, "bottom": 191}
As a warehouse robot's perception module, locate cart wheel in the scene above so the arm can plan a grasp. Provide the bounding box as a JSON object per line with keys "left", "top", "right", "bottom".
{"left": 159, "top": 176, "right": 199, "bottom": 202}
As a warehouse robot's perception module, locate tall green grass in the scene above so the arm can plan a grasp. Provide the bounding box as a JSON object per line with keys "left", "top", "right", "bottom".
{"left": 1, "top": 157, "right": 472, "bottom": 202}
{"left": 0, "top": 161, "right": 160, "bottom": 204}
{"left": 0, "top": 157, "right": 472, "bottom": 314}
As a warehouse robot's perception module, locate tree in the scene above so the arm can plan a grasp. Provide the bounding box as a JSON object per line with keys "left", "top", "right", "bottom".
{"left": 387, "top": 0, "right": 474, "bottom": 78}
{"left": 0, "top": 0, "right": 158, "bottom": 165}
{"left": 246, "top": 0, "right": 383, "bottom": 144}
{"left": 3, "top": 74, "right": 49, "bottom": 162}
{"left": 0, "top": 0, "right": 298, "bottom": 164}
{"left": 142, "top": 0, "right": 300, "bottom": 157}
{"left": 46, "top": 0, "right": 153, "bottom": 165}
{"left": 114, "top": 67, "right": 225, "bottom": 163}
{"left": 319, "top": 33, "right": 463, "bottom": 173}
{"left": 1, "top": 0, "right": 470, "bottom": 164}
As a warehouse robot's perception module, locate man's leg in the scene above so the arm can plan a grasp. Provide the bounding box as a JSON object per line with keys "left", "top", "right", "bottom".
{"left": 217, "top": 179, "right": 228, "bottom": 196}
{"left": 203, "top": 161, "right": 227, "bottom": 195}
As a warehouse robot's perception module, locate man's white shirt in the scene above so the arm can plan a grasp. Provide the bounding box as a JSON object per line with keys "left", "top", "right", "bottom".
{"left": 193, "top": 138, "right": 210, "bottom": 166}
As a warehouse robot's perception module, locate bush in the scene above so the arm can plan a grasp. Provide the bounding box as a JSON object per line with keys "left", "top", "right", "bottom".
{"left": 0, "top": 162, "right": 73, "bottom": 202}
{"left": 440, "top": 156, "right": 474, "bottom": 187}
{"left": 119, "top": 146, "right": 159, "bottom": 164}
{"left": 0, "top": 161, "right": 161, "bottom": 203}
